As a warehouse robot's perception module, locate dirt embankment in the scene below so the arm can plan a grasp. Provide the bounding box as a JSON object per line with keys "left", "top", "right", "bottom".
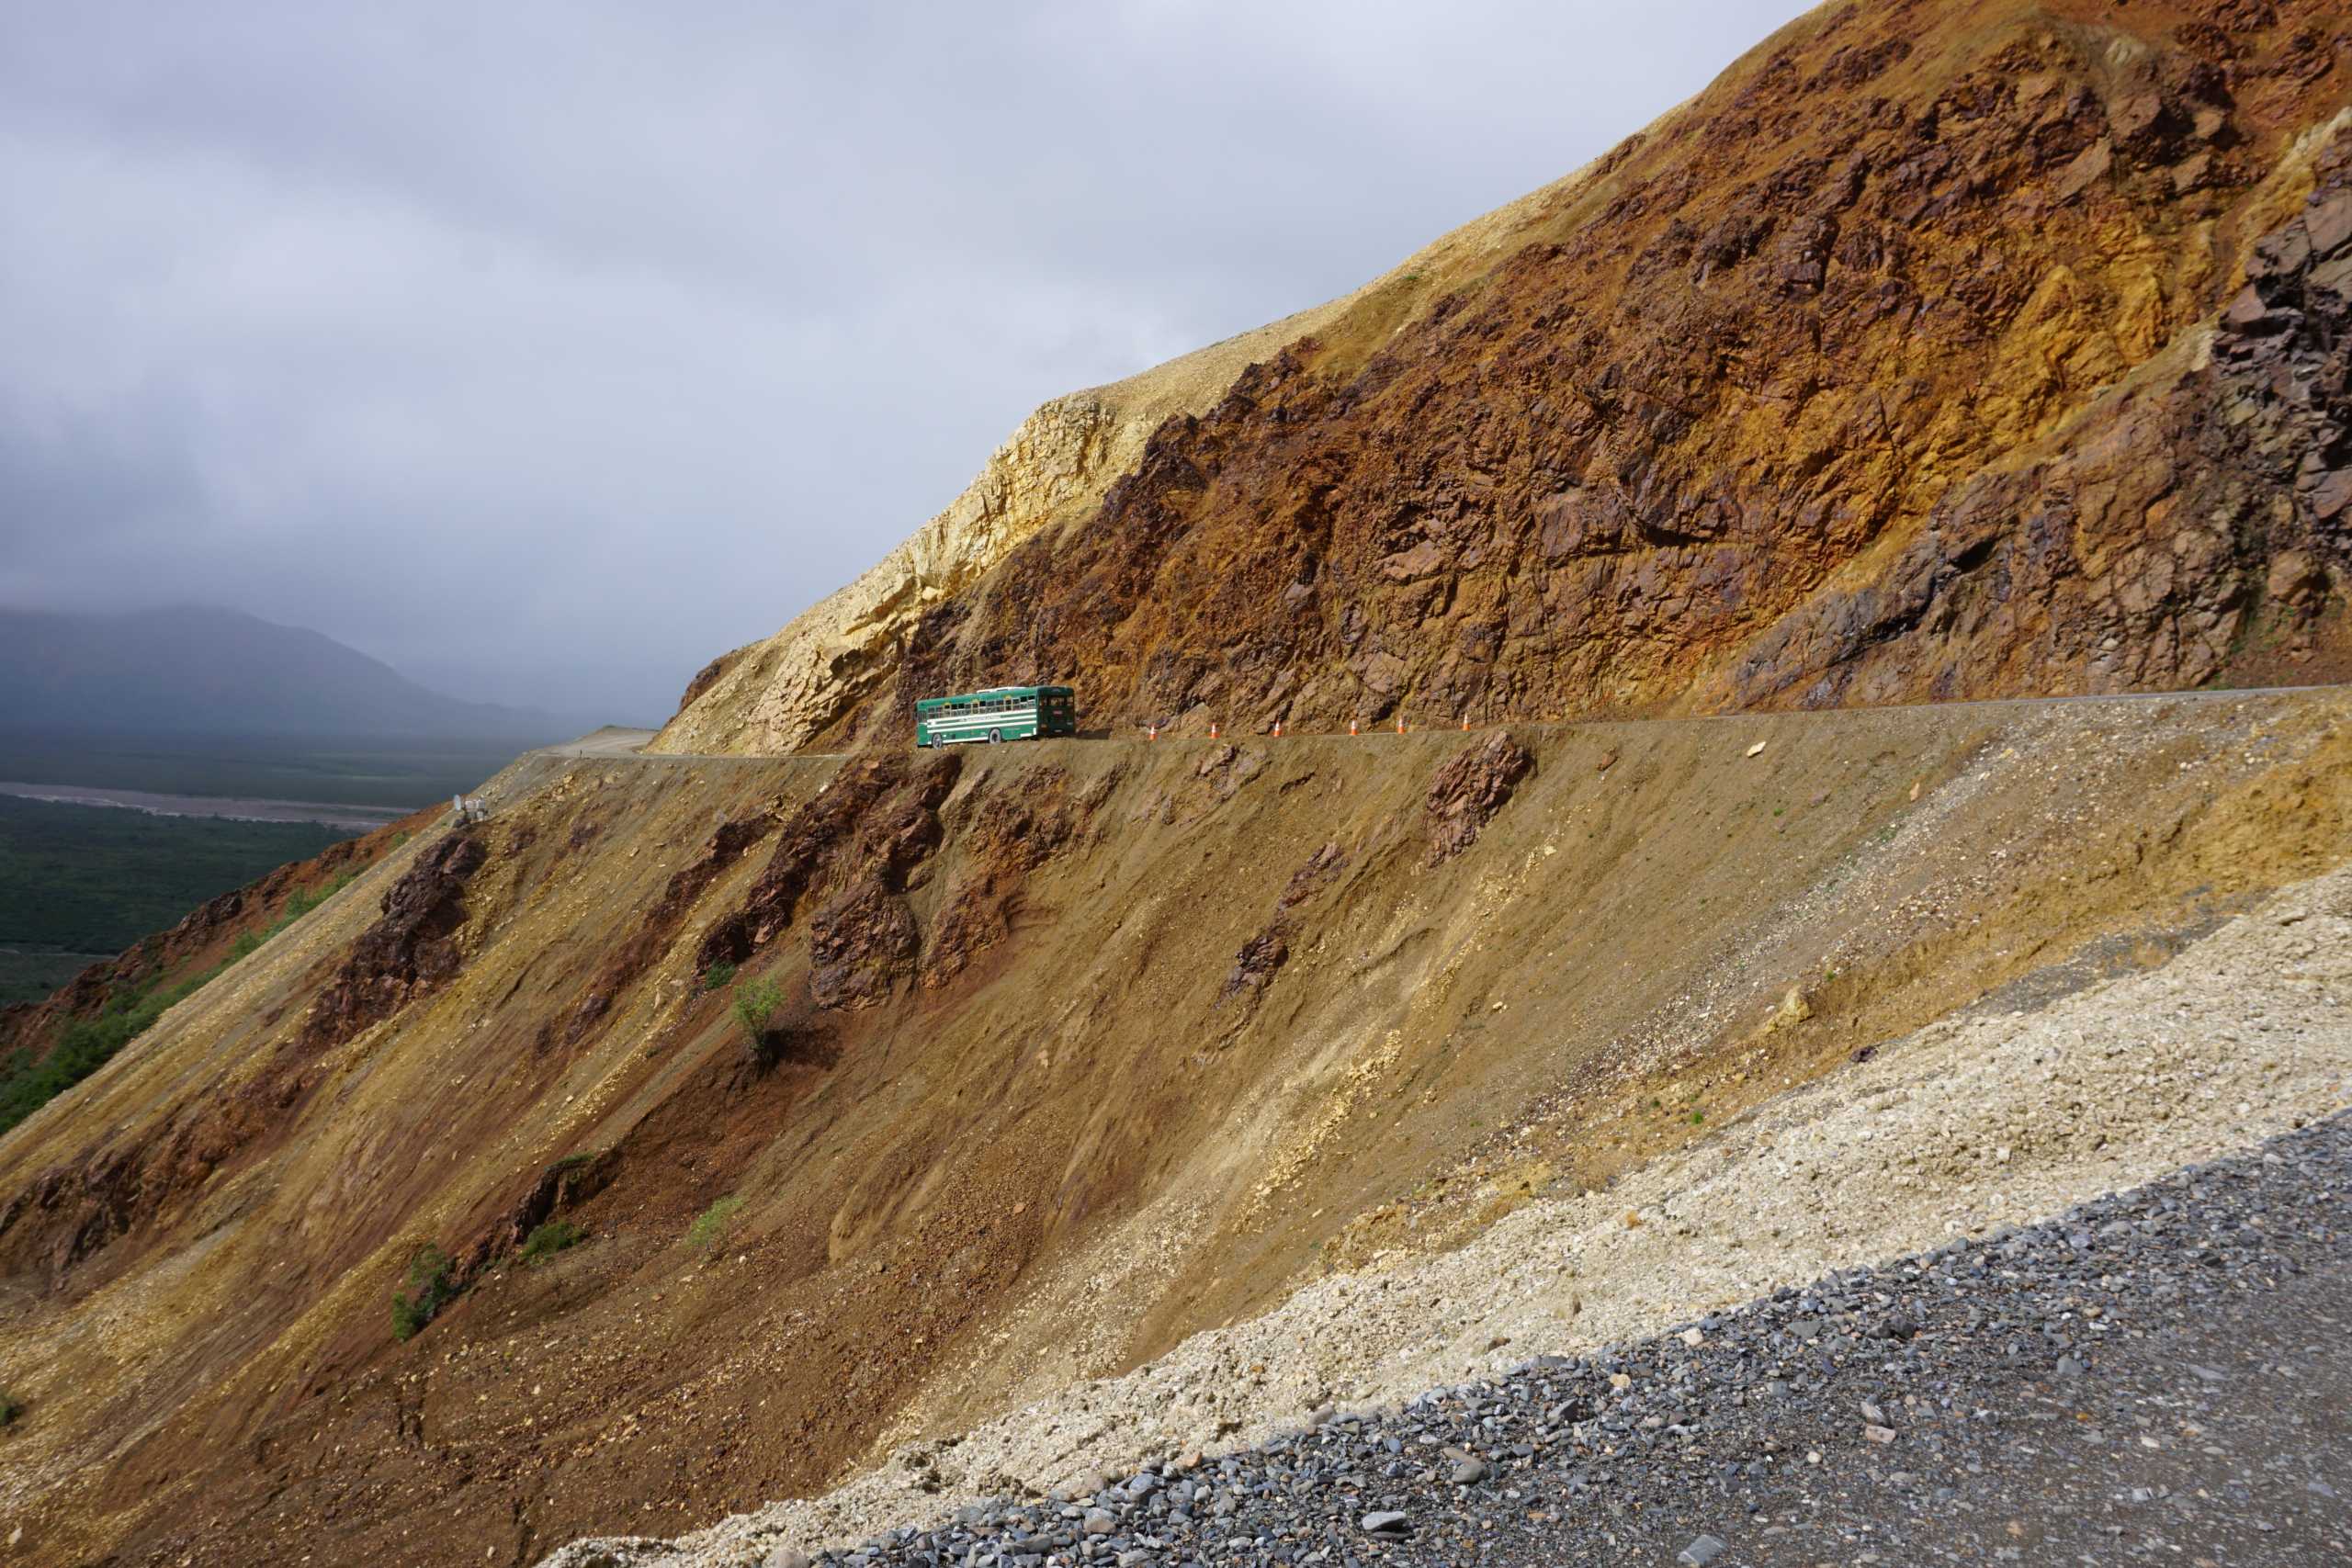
{"left": 0, "top": 690, "right": 2347, "bottom": 1568}
{"left": 566, "top": 848, "right": 2352, "bottom": 1568}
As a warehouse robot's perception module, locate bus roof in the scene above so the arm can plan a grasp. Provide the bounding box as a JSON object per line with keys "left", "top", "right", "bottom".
{"left": 915, "top": 684, "right": 1073, "bottom": 710}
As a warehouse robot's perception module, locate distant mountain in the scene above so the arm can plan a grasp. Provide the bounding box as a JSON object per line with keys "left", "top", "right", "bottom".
{"left": 0, "top": 606, "right": 572, "bottom": 739}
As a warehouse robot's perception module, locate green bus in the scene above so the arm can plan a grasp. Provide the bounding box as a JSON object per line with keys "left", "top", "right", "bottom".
{"left": 915, "top": 685, "right": 1078, "bottom": 746}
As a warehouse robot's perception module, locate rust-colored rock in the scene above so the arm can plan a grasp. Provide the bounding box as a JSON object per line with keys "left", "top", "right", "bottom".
{"left": 563, "top": 808, "right": 778, "bottom": 1045}
{"left": 695, "top": 752, "right": 961, "bottom": 973}
{"left": 301, "top": 830, "right": 488, "bottom": 1051}
{"left": 1277, "top": 841, "right": 1348, "bottom": 911}
{"left": 809, "top": 876, "right": 922, "bottom": 1010}
{"left": 455, "top": 1150, "right": 618, "bottom": 1279}
{"left": 673, "top": 3, "right": 2352, "bottom": 755}
{"left": 11, "top": 7, "right": 2352, "bottom": 1567}
{"left": 1222, "top": 840, "right": 1351, "bottom": 1008}
{"left": 921, "top": 763, "right": 1111, "bottom": 988}
{"left": 1425, "top": 733, "right": 1536, "bottom": 866}
{"left": 1218, "top": 927, "right": 1290, "bottom": 1004}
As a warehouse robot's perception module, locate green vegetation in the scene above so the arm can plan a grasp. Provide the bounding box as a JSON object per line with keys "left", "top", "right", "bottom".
{"left": 732, "top": 975, "right": 783, "bottom": 1045}
{"left": 0, "top": 1389, "right": 21, "bottom": 1427}
{"left": 0, "top": 863, "right": 358, "bottom": 1139}
{"left": 684, "top": 1195, "right": 743, "bottom": 1250}
{"left": 390, "top": 1244, "right": 461, "bottom": 1340}
{"left": 702, "top": 959, "right": 736, "bottom": 992}
{"left": 0, "top": 960, "right": 235, "bottom": 1136}
{"left": 0, "top": 948, "right": 98, "bottom": 1009}
{"left": 0, "top": 794, "right": 350, "bottom": 954}
{"left": 232, "top": 873, "right": 356, "bottom": 960}
{"left": 516, "top": 1220, "right": 585, "bottom": 1266}
{"left": 0, "top": 731, "right": 527, "bottom": 811}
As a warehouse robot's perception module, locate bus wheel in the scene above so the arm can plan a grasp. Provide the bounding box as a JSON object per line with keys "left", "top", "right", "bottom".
{"left": 989, "top": 728, "right": 1003, "bottom": 743}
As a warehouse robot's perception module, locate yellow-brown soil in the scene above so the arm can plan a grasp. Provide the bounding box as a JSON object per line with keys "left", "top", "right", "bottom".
{"left": 1, "top": 689, "right": 2346, "bottom": 1567}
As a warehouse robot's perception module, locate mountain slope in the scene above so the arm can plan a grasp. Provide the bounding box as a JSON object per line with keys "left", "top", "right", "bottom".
{"left": 0, "top": 692, "right": 2347, "bottom": 1568}
{"left": 0, "top": 606, "right": 565, "bottom": 739}
{"left": 0, "top": 4, "right": 2348, "bottom": 1567}
{"left": 662, "top": 0, "right": 2352, "bottom": 755}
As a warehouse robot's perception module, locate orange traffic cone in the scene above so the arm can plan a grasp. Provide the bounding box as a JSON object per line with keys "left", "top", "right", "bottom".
{"left": 1461, "top": 716, "right": 1470, "bottom": 731}
{"left": 1148, "top": 723, "right": 1158, "bottom": 741}
{"left": 1272, "top": 719, "right": 1283, "bottom": 738}
{"left": 1349, "top": 718, "right": 1359, "bottom": 736}
{"left": 1396, "top": 715, "right": 1408, "bottom": 735}
{"left": 1209, "top": 722, "right": 1219, "bottom": 739}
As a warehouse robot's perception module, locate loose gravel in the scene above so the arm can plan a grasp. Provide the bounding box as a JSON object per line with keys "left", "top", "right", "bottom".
{"left": 552, "top": 1113, "right": 2352, "bottom": 1567}
{"left": 544, "top": 863, "right": 2352, "bottom": 1568}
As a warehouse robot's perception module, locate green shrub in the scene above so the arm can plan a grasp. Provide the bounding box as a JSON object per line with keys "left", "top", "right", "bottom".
{"left": 390, "top": 1244, "right": 460, "bottom": 1341}
{"left": 703, "top": 960, "right": 736, "bottom": 993}
{"left": 517, "top": 1220, "right": 585, "bottom": 1267}
{"left": 0, "top": 1390, "right": 21, "bottom": 1427}
{"left": 214, "top": 873, "right": 358, "bottom": 969}
{"left": 732, "top": 976, "right": 782, "bottom": 1044}
{"left": 0, "top": 960, "right": 233, "bottom": 1136}
{"left": 684, "top": 1195, "right": 743, "bottom": 1250}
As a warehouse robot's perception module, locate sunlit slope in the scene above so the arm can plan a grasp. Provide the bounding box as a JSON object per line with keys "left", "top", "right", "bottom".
{"left": 2, "top": 689, "right": 2349, "bottom": 1564}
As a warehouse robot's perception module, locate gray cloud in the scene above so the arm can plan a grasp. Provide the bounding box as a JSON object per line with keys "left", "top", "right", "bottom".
{"left": 0, "top": 0, "right": 1809, "bottom": 721}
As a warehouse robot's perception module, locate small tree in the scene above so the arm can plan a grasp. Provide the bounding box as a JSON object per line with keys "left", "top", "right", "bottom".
{"left": 733, "top": 975, "right": 784, "bottom": 1055}
{"left": 685, "top": 1194, "right": 744, "bottom": 1250}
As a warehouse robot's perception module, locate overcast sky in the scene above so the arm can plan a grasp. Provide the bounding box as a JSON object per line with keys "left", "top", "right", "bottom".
{"left": 0, "top": 0, "right": 1810, "bottom": 723}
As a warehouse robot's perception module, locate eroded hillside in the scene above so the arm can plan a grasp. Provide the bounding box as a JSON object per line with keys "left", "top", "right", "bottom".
{"left": 0, "top": 689, "right": 2348, "bottom": 1566}
{"left": 663, "top": 0, "right": 2352, "bottom": 756}
{"left": 6, "top": 3, "right": 2352, "bottom": 1565}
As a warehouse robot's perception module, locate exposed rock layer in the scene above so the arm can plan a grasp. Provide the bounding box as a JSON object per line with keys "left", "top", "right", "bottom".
{"left": 302, "top": 829, "right": 488, "bottom": 1051}
{"left": 670, "top": 0, "right": 2352, "bottom": 753}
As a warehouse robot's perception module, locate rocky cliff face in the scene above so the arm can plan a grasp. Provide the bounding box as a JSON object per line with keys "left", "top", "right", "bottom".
{"left": 652, "top": 392, "right": 1143, "bottom": 756}
{"left": 670, "top": 0, "right": 2351, "bottom": 754}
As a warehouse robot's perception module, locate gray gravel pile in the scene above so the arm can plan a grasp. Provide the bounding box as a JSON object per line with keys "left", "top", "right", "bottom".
{"left": 568, "top": 1111, "right": 2351, "bottom": 1568}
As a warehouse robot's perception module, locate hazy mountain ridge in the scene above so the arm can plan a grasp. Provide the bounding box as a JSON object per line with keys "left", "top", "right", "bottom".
{"left": 0, "top": 606, "right": 571, "bottom": 740}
